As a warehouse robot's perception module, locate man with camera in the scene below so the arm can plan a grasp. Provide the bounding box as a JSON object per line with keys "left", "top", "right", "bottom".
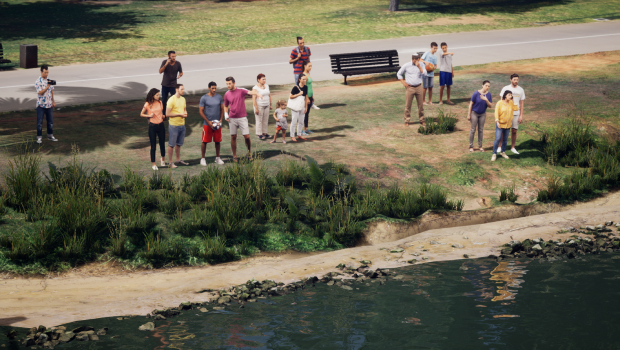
{"left": 159, "top": 51, "right": 183, "bottom": 116}
{"left": 34, "top": 65, "right": 58, "bottom": 143}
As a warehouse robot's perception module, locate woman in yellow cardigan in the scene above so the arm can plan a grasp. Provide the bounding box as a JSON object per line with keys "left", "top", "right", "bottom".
{"left": 492, "top": 90, "right": 519, "bottom": 161}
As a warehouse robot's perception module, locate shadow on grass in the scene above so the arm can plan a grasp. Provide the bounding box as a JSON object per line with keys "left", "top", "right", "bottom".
{"left": 0, "top": 1, "right": 149, "bottom": 41}
{"left": 317, "top": 103, "right": 347, "bottom": 109}
{"left": 397, "top": 0, "right": 570, "bottom": 14}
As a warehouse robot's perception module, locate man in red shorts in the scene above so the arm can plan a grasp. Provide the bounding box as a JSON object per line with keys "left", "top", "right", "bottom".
{"left": 199, "top": 81, "right": 225, "bottom": 165}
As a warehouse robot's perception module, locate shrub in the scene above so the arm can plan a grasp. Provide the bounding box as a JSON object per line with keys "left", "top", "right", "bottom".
{"left": 120, "top": 168, "right": 145, "bottom": 196}
{"left": 418, "top": 110, "right": 458, "bottom": 135}
{"left": 199, "top": 234, "right": 231, "bottom": 262}
{"left": 3, "top": 143, "right": 42, "bottom": 210}
{"left": 541, "top": 116, "right": 596, "bottom": 167}
{"left": 275, "top": 159, "right": 308, "bottom": 187}
{"left": 158, "top": 190, "right": 191, "bottom": 216}
{"left": 499, "top": 185, "right": 519, "bottom": 203}
{"left": 149, "top": 171, "right": 175, "bottom": 191}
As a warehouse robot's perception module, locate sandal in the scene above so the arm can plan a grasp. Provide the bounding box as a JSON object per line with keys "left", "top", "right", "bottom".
{"left": 270, "top": 140, "right": 276, "bottom": 144}
{"left": 469, "top": 148, "right": 474, "bottom": 153}
{"left": 479, "top": 148, "right": 485, "bottom": 152}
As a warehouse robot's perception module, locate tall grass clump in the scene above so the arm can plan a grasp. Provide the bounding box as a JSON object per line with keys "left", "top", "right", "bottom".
{"left": 3, "top": 142, "right": 42, "bottom": 211}
{"left": 541, "top": 116, "right": 596, "bottom": 166}
{"left": 418, "top": 110, "right": 458, "bottom": 135}
{"left": 499, "top": 185, "right": 518, "bottom": 203}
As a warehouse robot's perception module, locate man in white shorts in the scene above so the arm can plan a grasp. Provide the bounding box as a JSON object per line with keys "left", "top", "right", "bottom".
{"left": 223, "top": 76, "right": 261, "bottom": 161}
{"left": 499, "top": 73, "right": 525, "bottom": 154}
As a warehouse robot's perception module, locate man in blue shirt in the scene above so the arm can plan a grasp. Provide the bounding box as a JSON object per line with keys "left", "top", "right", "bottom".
{"left": 199, "top": 81, "right": 225, "bottom": 165}
{"left": 421, "top": 42, "right": 438, "bottom": 105}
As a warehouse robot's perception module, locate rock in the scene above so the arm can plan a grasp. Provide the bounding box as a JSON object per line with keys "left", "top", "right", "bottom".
{"left": 212, "top": 306, "right": 225, "bottom": 310}
{"left": 341, "top": 285, "right": 353, "bottom": 291}
{"left": 199, "top": 307, "right": 208, "bottom": 313}
{"left": 407, "top": 259, "right": 417, "bottom": 264}
{"left": 533, "top": 238, "right": 542, "bottom": 244}
{"left": 326, "top": 280, "right": 335, "bottom": 286}
{"left": 22, "top": 338, "right": 36, "bottom": 346}
{"left": 58, "top": 332, "right": 75, "bottom": 343}
{"left": 390, "top": 248, "right": 404, "bottom": 253}
{"left": 508, "top": 240, "right": 521, "bottom": 247}
{"left": 154, "top": 314, "right": 166, "bottom": 321}
{"left": 75, "top": 333, "right": 89, "bottom": 341}
{"left": 393, "top": 275, "right": 405, "bottom": 280}
{"left": 452, "top": 244, "right": 464, "bottom": 248}
{"left": 7, "top": 330, "right": 18, "bottom": 340}
{"left": 430, "top": 241, "right": 440, "bottom": 245}
{"left": 532, "top": 244, "right": 542, "bottom": 251}
{"left": 179, "top": 302, "right": 192, "bottom": 310}
{"left": 605, "top": 221, "right": 613, "bottom": 226}
{"left": 152, "top": 308, "right": 180, "bottom": 318}
{"left": 585, "top": 226, "right": 597, "bottom": 231}
{"left": 89, "top": 334, "right": 99, "bottom": 341}
{"left": 42, "top": 341, "right": 54, "bottom": 349}
{"left": 138, "top": 322, "right": 155, "bottom": 331}
{"left": 38, "top": 333, "right": 49, "bottom": 343}
{"left": 336, "top": 263, "right": 345, "bottom": 269}
{"left": 463, "top": 254, "right": 470, "bottom": 258}
{"left": 459, "top": 266, "right": 469, "bottom": 271}
{"left": 38, "top": 325, "right": 47, "bottom": 333}
{"left": 360, "top": 260, "right": 372, "bottom": 265}
{"left": 422, "top": 257, "right": 430, "bottom": 260}
{"left": 71, "top": 326, "right": 94, "bottom": 333}
{"left": 96, "top": 328, "right": 107, "bottom": 336}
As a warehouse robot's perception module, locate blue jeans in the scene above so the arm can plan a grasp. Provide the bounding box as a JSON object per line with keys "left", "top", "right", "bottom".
{"left": 36, "top": 106, "right": 53, "bottom": 137}
{"left": 161, "top": 86, "right": 176, "bottom": 116}
{"left": 493, "top": 126, "right": 510, "bottom": 154}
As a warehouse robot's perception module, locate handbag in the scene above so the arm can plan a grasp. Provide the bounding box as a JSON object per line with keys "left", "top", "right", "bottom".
{"left": 287, "top": 85, "right": 306, "bottom": 111}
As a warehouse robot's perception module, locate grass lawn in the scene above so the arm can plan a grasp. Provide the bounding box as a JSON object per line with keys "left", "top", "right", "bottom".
{"left": 1, "top": 0, "right": 619, "bottom": 66}
{"left": 1, "top": 51, "right": 619, "bottom": 208}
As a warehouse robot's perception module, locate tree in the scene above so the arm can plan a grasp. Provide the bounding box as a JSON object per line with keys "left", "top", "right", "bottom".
{"left": 389, "top": 0, "right": 399, "bottom": 11}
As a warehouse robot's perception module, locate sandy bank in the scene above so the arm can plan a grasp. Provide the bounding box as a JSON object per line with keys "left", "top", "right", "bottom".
{"left": 2, "top": 196, "right": 620, "bottom": 328}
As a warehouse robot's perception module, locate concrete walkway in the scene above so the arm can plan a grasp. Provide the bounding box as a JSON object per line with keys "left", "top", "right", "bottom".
{"left": 0, "top": 21, "right": 619, "bottom": 112}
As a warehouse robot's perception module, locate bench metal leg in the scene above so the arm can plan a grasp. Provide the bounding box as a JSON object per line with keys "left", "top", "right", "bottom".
{"left": 344, "top": 75, "right": 347, "bottom": 85}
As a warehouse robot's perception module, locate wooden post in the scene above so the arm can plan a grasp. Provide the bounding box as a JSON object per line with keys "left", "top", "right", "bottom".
{"left": 389, "top": 0, "right": 399, "bottom": 12}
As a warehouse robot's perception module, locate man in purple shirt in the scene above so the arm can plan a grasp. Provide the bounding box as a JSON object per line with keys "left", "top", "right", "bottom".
{"left": 223, "top": 76, "right": 261, "bottom": 161}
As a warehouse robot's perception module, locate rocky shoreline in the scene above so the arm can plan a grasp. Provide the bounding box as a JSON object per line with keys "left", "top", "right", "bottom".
{"left": 6, "top": 218, "right": 620, "bottom": 349}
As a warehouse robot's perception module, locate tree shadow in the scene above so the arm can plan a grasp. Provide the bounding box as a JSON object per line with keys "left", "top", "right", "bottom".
{"left": 397, "top": 0, "right": 571, "bottom": 14}
{"left": 0, "top": 316, "right": 27, "bottom": 326}
{"left": 0, "top": 1, "right": 149, "bottom": 42}
{"left": 316, "top": 103, "right": 347, "bottom": 109}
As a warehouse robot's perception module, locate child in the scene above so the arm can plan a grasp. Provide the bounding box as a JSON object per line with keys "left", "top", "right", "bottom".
{"left": 438, "top": 42, "right": 454, "bottom": 105}
{"left": 271, "top": 100, "right": 288, "bottom": 144}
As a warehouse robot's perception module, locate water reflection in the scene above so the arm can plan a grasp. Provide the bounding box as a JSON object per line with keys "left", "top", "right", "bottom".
{"left": 3, "top": 255, "right": 620, "bottom": 349}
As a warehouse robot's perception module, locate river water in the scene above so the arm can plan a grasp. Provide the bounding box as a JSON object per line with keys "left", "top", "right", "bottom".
{"left": 3, "top": 253, "right": 620, "bottom": 349}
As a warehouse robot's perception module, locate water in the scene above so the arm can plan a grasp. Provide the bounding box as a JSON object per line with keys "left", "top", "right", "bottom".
{"left": 4, "top": 254, "right": 620, "bottom": 349}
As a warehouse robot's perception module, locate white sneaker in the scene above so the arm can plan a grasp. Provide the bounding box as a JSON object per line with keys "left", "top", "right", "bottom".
{"left": 152, "top": 165, "right": 158, "bottom": 171}
{"left": 215, "top": 157, "right": 225, "bottom": 165}
{"left": 496, "top": 147, "right": 501, "bottom": 153}
{"left": 160, "top": 159, "right": 166, "bottom": 167}
{"left": 511, "top": 148, "right": 519, "bottom": 155}
{"left": 47, "top": 135, "right": 58, "bottom": 142}
{"left": 36, "top": 137, "right": 42, "bottom": 144}
{"left": 491, "top": 154, "right": 496, "bottom": 162}
{"left": 311, "top": 104, "right": 320, "bottom": 110}
{"left": 501, "top": 152, "right": 510, "bottom": 159}
{"left": 200, "top": 158, "right": 207, "bottom": 166}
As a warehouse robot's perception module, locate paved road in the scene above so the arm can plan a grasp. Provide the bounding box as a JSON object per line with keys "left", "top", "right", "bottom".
{"left": 1, "top": 21, "right": 619, "bottom": 113}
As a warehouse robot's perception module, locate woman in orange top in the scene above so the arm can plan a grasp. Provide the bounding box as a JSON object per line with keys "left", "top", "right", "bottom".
{"left": 492, "top": 90, "right": 519, "bottom": 162}
{"left": 140, "top": 88, "right": 167, "bottom": 170}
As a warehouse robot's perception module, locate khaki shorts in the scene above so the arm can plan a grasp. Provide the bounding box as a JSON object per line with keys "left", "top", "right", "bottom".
{"left": 228, "top": 117, "right": 250, "bottom": 136}
{"left": 512, "top": 114, "right": 520, "bottom": 129}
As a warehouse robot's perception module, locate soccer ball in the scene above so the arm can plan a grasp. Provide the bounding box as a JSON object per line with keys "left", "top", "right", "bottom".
{"left": 425, "top": 63, "right": 435, "bottom": 73}
{"left": 212, "top": 120, "right": 221, "bottom": 130}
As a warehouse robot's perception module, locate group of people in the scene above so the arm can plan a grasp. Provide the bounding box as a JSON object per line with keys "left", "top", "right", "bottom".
{"left": 141, "top": 37, "right": 319, "bottom": 170}
{"left": 34, "top": 37, "right": 526, "bottom": 168}
{"left": 398, "top": 42, "right": 525, "bottom": 161}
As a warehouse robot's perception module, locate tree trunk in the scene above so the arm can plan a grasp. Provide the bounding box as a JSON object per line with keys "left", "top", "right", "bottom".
{"left": 389, "top": 0, "right": 399, "bottom": 12}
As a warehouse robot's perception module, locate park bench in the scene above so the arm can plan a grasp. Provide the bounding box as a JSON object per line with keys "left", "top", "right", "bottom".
{"left": 329, "top": 50, "right": 400, "bottom": 85}
{"left": 0, "top": 43, "right": 12, "bottom": 64}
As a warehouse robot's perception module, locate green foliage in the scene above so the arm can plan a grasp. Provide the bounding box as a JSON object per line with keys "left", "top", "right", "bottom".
{"left": 541, "top": 116, "right": 596, "bottom": 166}
{"left": 276, "top": 159, "right": 308, "bottom": 187}
{"left": 200, "top": 234, "right": 232, "bottom": 262}
{"left": 452, "top": 160, "right": 485, "bottom": 186}
{"left": 149, "top": 171, "right": 175, "bottom": 191}
{"left": 418, "top": 110, "right": 458, "bottom": 135}
{"left": 3, "top": 142, "right": 42, "bottom": 211}
{"left": 499, "top": 185, "right": 519, "bottom": 203}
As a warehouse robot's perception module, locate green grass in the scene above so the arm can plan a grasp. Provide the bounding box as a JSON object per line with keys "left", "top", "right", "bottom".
{"left": 1, "top": 0, "right": 619, "bottom": 66}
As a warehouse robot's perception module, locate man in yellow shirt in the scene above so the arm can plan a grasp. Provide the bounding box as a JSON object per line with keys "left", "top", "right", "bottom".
{"left": 166, "top": 84, "right": 188, "bottom": 169}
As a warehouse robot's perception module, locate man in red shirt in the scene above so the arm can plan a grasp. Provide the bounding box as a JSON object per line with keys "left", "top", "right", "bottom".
{"left": 289, "top": 36, "right": 311, "bottom": 84}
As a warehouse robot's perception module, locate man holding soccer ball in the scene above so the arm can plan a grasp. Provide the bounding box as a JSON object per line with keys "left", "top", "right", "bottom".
{"left": 199, "top": 81, "right": 225, "bottom": 165}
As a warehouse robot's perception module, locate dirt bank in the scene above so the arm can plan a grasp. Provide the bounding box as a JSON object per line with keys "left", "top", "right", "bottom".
{"left": 2, "top": 194, "right": 620, "bottom": 328}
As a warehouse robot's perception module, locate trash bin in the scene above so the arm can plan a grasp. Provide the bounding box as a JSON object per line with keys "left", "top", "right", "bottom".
{"left": 20, "top": 44, "right": 37, "bottom": 69}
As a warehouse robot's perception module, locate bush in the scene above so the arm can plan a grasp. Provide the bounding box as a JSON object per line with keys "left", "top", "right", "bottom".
{"left": 541, "top": 116, "right": 596, "bottom": 167}
{"left": 418, "top": 110, "right": 458, "bottom": 135}
{"left": 3, "top": 143, "right": 42, "bottom": 211}
{"left": 499, "top": 185, "right": 518, "bottom": 203}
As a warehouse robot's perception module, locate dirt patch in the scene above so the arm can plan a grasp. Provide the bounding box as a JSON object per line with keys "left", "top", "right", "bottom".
{"left": 465, "top": 51, "right": 620, "bottom": 76}
{"left": 397, "top": 15, "right": 497, "bottom": 28}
